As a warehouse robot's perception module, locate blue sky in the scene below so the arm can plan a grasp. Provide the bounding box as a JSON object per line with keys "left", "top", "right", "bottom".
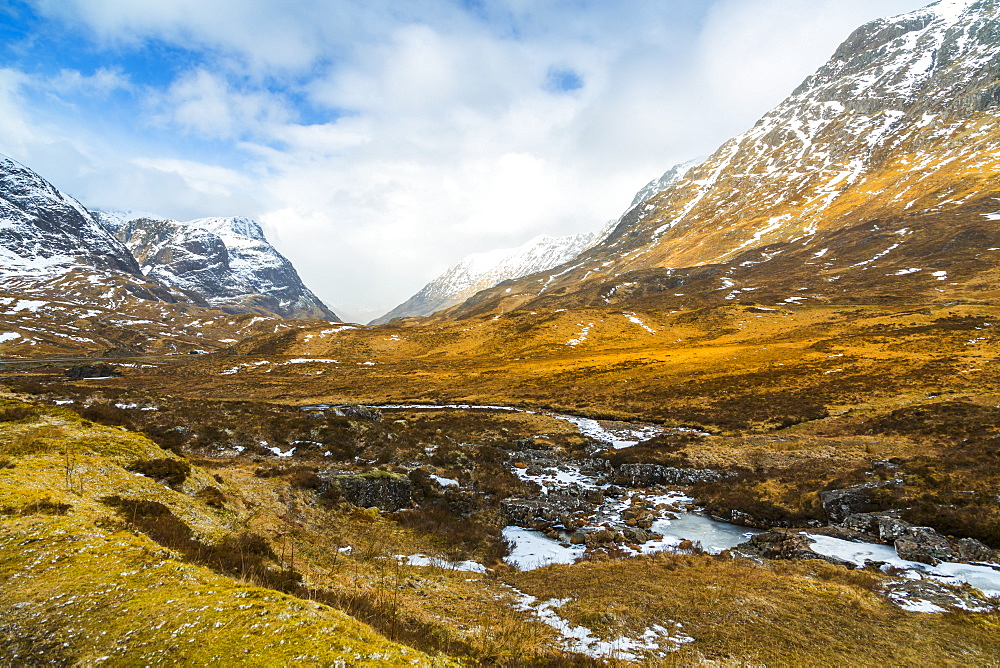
{"left": 0, "top": 0, "right": 925, "bottom": 321}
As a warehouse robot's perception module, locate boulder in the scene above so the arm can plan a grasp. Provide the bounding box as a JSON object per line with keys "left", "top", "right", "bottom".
{"left": 894, "top": 527, "right": 955, "bottom": 565}
{"left": 841, "top": 513, "right": 877, "bottom": 533}
{"left": 955, "top": 537, "right": 996, "bottom": 562}
{"left": 324, "top": 470, "right": 411, "bottom": 511}
{"left": 736, "top": 530, "right": 855, "bottom": 567}
{"left": 337, "top": 405, "right": 382, "bottom": 422}
{"left": 819, "top": 483, "right": 886, "bottom": 523}
{"left": 877, "top": 516, "right": 912, "bottom": 543}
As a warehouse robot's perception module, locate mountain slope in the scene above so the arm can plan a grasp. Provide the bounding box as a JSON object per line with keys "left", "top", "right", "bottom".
{"left": 443, "top": 0, "right": 1000, "bottom": 318}
{"left": 627, "top": 158, "right": 703, "bottom": 210}
{"left": 97, "top": 212, "right": 339, "bottom": 321}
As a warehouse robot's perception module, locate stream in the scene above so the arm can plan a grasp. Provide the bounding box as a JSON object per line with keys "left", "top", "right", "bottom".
{"left": 307, "top": 403, "right": 1000, "bottom": 606}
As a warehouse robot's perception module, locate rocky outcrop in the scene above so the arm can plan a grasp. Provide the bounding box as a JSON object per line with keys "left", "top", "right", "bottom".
{"left": 502, "top": 483, "right": 605, "bottom": 530}
{"left": 881, "top": 579, "right": 997, "bottom": 613}
{"left": 734, "top": 530, "right": 854, "bottom": 567}
{"left": 64, "top": 364, "right": 122, "bottom": 379}
{"left": 819, "top": 483, "right": 892, "bottom": 523}
{"left": 335, "top": 405, "right": 383, "bottom": 422}
{"left": 322, "top": 470, "right": 412, "bottom": 512}
{"left": 837, "top": 511, "right": 999, "bottom": 566}
{"left": 615, "top": 463, "right": 730, "bottom": 487}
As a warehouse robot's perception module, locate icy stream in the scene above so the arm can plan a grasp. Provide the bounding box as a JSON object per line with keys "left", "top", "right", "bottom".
{"left": 303, "top": 402, "right": 1000, "bottom": 606}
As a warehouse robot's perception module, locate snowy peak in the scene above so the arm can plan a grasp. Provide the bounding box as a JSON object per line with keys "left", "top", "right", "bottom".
{"left": 189, "top": 216, "right": 267, "bottom": 243}
{"left": 97, "top": 211, "right": 339, "bottom": 321}
{"left": 0, "top": 153, "right": 140, "bottom": 277}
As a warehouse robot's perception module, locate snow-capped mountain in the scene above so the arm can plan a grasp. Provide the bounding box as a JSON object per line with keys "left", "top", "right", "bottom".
{"left": 0, "top": 154, "right": 140, "bottom": 278}
{"left": 372, "top": 226, "right": 611, "bottom": 324}
{"left": 0, "top": 156, "right": 317, "bottom": 355}
{"left": 95, "top": 212, "right": 339, "bottom": 321}
{"left": 444, "top": 0, "right": 1000, "bottom": 317}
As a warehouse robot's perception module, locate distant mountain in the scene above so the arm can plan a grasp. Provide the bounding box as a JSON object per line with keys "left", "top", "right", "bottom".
{"left": 443, "top": 0, "right": 1000, "bottom": 318}
{"left": 96, "top": 212, "right": 339, "bottom": 321}
{"left": 371, "top": 227, "right": 612, "bottom": 324}
{"left": 0, "top": 153, "right": 336, "bottom": 356}
{"left": 374, "top": 155, "right": 706, "bottom": 324}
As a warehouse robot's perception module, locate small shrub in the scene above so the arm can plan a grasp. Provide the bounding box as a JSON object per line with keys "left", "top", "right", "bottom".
{"left": 21, "top": 498, "right": 72, "bottom": 515}
{"left": 288, "top": 469, "right": 324, "bottom": 490}
{"left": 0, "top": 404, "right": 39, "bottom": 422}
{"left": 195, "top": 485, "right": 227, "bottom": 508}
{"left": 76, "top": 403, "right": 134, "bottom": 429}
{"left": 319, "top": 485, "right": 342, "bottom": 506}
{"left": 127, "top": 457, "right": 191, "bottom": 488}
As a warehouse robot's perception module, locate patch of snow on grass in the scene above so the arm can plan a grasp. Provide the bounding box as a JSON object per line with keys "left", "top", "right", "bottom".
{"left": 431, "top": 475, "right": 459, "bottom": 488}
{"left": 560, "top": 415, "right": 665, "bottom": 449}
{"left": 567, "top": 323, "right": 594, "bottom": 346}
{"left": 399, "top": 554, "right": 486, "bottom": 573}
{"left": 510, "top": 587, "right": 694, "bottom": 659}
{"left": 220, "top": 360, "right": 270, "bottom": 375}
{"left": 891, "top": 268, "right": 922, "bottom": 275}
{"left": 8, "top": 299, "right": 47, "bottom": 313}
{"left": 932, "top": 270, "right": 948, "bottom": 280}
{"left": 0, "top": 332, "right": 21, "bottom": 343}
{"left": 623, "top": 312, "right": 656, "bottom": 334}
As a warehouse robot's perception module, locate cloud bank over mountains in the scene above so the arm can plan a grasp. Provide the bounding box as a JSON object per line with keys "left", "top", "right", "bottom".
{"left": 0, "top": 0, "right": 922, "bottom": 321}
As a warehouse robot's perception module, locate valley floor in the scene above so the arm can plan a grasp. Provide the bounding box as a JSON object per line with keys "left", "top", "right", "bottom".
{"left": 3, "top": 301, "right": 1000, "bottom": 665}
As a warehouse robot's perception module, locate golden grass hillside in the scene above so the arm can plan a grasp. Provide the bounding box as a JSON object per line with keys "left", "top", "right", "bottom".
{"left": 0, "top": 398, "right": 457, "bottom": 666}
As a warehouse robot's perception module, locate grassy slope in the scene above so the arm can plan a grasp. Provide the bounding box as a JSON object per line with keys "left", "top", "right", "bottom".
{"left": 0, "top": 400, "right": 453, "bottom": 666}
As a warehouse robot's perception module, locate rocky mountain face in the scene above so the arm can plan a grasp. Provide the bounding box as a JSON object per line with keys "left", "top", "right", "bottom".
{"left": 0, "top": 154, "right": 140, "bottom": 278}
{"left": 372, "top": 227, "right": 612, "bottom": 324}
{"left": 97, "top": 212, "right": 339, "bottom": 321}
{"left": 444, "top": 0, "right": 1000, "bottom": 318}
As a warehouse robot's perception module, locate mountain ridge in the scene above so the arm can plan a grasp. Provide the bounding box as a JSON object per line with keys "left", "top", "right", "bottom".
{"left": 435, "top": 0, "right": 1000, "bottom": 319}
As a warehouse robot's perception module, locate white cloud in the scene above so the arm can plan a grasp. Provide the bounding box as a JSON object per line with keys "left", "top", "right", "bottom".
{"left": 48, "top": 67, "right": 131, "bottom": 96}
{"left": 155, "top": 69, "right": 292, "bottom": 140}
